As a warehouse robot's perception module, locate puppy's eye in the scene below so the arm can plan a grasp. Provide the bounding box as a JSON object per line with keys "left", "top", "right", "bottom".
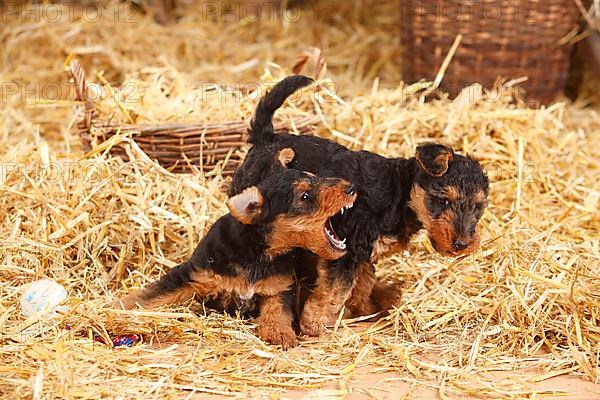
{"left": 300, "top": 192, "right": 311, "bottom": 201}
{"left": 438, "top": 198, "right": 450, "bottom": 207}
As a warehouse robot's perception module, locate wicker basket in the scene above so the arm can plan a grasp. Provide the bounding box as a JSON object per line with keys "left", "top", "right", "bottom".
{"left": 401, "top": 0, "right": 581, "bottom": 104}
{"left": 68, "top": 60, "right": 319, "bottom": 175}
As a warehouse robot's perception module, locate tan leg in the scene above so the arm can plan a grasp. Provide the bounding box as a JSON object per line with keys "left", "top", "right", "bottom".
{"left": 345, "top": 261, "right": 379, "bottom": 317}
{"left": 300, "top": 258, "right": 354, "bottom": 336}
{"left": 255, "top": 292, "right": 297, "bottom": 349}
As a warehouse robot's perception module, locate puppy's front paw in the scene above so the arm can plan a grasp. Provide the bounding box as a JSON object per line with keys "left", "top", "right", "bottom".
{"left": 299, "top": 308, "right": 339, "bottom": 337}
{"left": 300, "top": 295, "right": 342, "bottom": 336}
{"left": 299, "top": 313, "right": 325, "bottom": 337}
{"left": 257, "top": 322, "right": 298, "bottom": 349}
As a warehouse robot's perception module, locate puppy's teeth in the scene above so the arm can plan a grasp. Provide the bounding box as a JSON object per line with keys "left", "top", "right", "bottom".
{"left": 341, "top": 238, "right": 346, "bottom": 244}
{"left": 341, "top": 208, "right": 344, "bottom": 215}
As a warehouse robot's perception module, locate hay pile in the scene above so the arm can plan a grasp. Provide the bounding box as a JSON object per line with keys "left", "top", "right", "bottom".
{"left": 1, "top": 1, "right": 599, "bottom": 398}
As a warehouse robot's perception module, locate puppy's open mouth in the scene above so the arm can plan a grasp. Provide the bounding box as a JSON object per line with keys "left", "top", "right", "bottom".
{"left": 324, "top": 202, "right": 354, "bottom": 251}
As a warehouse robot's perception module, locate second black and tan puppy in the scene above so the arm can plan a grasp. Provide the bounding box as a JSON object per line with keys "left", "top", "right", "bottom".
{"left": 229, "top": 76, "right": 490, "bottom": 336}
{"left": 118, "top": 154, "right": 356, "bottom": 348}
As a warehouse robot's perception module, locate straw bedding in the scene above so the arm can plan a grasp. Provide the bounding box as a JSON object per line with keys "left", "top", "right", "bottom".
{"left": 1, "top": 1, "right": 599, "bottom": 398}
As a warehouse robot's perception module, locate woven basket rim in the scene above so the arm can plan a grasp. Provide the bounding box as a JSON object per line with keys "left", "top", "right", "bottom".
{"left": 83, "top": 115, "right": 318, "bottom": 132}
{"left": 68, "top": 59, "right": 320, "bottom": 174}
{"left": 69, "top": 59, "right": 317, "bottom": 130}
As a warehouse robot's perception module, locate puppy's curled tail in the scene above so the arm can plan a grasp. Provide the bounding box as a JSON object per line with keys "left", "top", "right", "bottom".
{"left": 249, "top": 75, "right": 314, "bottom": 146}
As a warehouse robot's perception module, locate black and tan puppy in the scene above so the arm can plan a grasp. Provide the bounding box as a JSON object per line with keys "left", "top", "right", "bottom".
{"left": 229, "top": 76, "right": 489, "bottom": 336}
{"left": 118, "top": 154, "right": 357, "bottom": 348}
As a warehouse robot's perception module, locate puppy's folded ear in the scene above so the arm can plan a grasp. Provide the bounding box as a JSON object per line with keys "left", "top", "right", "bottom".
{"left": 277, "top": 148, "right": 295, "bottom": 167}
{"left": 416, "top": 143, "right": 454, "bottom": 177}
{"left": 227, "top": 186, "right": 264, "bottom": 224}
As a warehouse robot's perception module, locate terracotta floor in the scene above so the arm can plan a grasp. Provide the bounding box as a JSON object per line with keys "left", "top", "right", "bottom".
{"left": 282, "top": 369, "right": 600, "bottom": 399}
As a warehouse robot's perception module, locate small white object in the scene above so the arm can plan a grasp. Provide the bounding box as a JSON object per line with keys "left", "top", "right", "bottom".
{"left": 20, "top": 279, "right": 68, "bottom": 319}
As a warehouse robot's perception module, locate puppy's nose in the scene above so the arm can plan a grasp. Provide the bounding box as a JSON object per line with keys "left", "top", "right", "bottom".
{"left": 453, "top": 239, "right": 468, "bottom": 251}
{"left": 345, "top": 183, "right": 356, "bottom": 196}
